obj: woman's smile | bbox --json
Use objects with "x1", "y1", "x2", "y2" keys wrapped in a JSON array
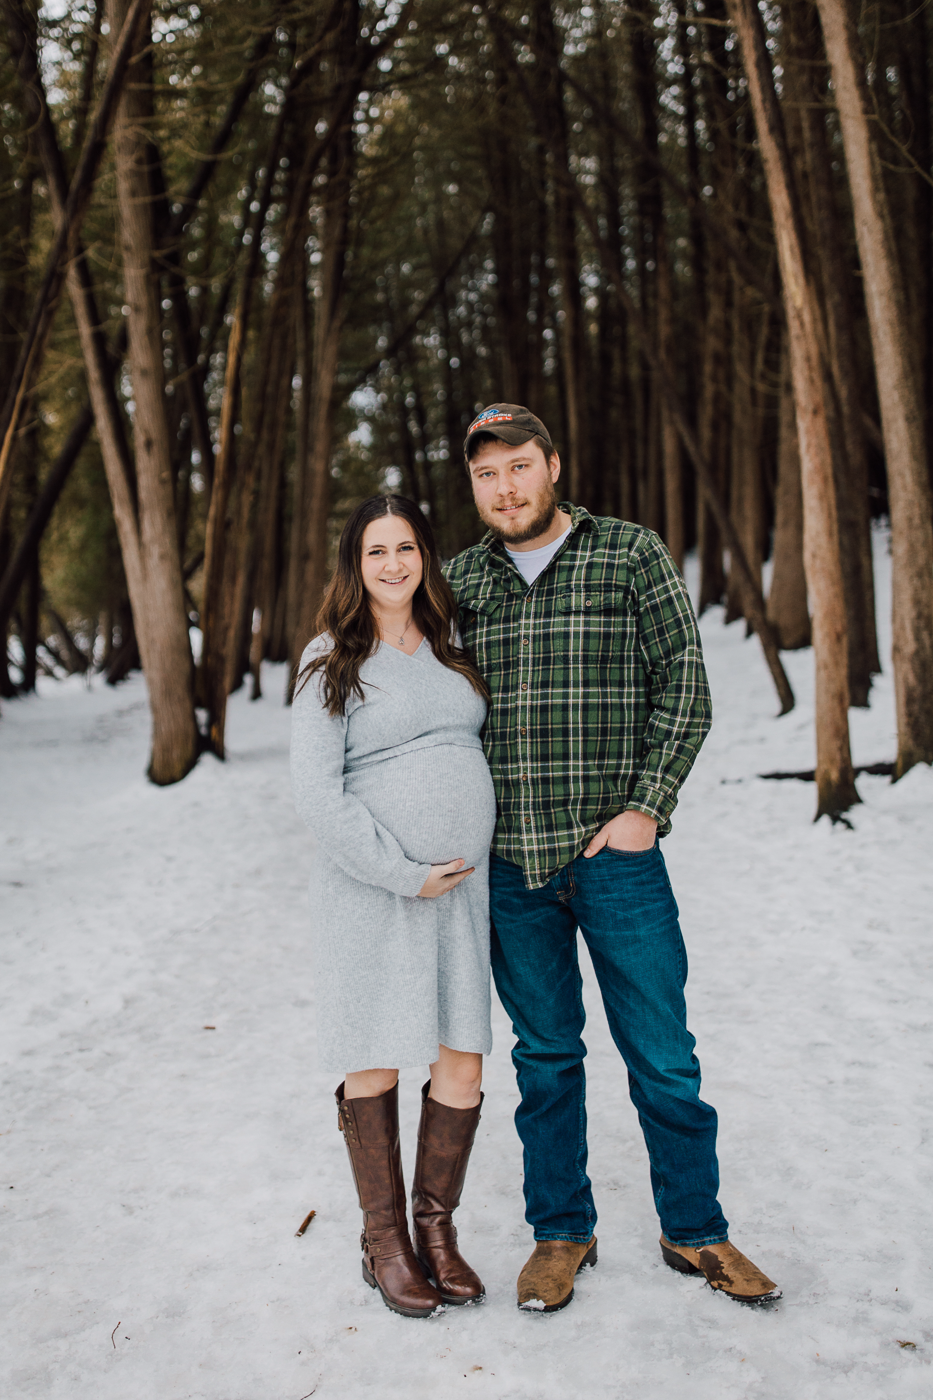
[{"x1": 360, "y1": 514, "x2": 424, "y2": 616}]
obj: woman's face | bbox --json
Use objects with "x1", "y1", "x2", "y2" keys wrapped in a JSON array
[{"x1": 360, "y1": 514, "x2": 424, "y2": 614}]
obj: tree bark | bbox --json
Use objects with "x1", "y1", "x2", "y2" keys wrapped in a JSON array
[
  {"x1": 768, "y1": 337, "x2": 811, "y2": 648},
  {"x1": 531, "y1": 0, "x2": 589, "y2": 506},
  {"x1": 725, "y1": 278, "x2": 764, "y2": 625},
  {"x1": 782, "y1": 0, "x2": 879, "y2": 702},
  {"x1": 108, "y1": 0, "x2": 198, "y2": 783},
  {"x1": 249, "y1": 283, "x2": 298, "y2": 698},
  {"x1": 815, "y1": 0, "x2": 933, "y2": 775},
  {"x1": 696, "y1": 0, "x2": 734, "y2": 611},
  {"x1": 286, "y1": 270, "x2": 312, "y2": 660},
  {"x1": 657, "y1": 219, "x2": 684, "y2": 569},
  {"x1": 727, "y1": 0, "x2": 857, "y2": 817},
  {"x1": 292, "y1": 3, "x2": 361, "y2": 668}
]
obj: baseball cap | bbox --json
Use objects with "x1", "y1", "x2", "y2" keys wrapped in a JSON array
[{"x1": 463, "y1": 403, "x2": 553, "y2": 459}]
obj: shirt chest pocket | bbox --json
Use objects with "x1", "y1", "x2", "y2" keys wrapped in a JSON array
[
  {"x1": 458, "y1": 595, "x2": 503, "y2": 675},
  {"x1": 554, "y1": 588, "x2": 627, "y2": 658}
]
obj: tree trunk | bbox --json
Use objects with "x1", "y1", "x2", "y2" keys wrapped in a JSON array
[
  {"x1": 782, "y1": 0, "x2": 879, "y2": 702},
  {"x1": 895, "y1": 2, "x2": 932, "y2": 495},
  {"x1": 725, "y1": 278, "x2": 763, "y2": 625},
  {"x1": 768, "y1": 337, "x2": 811, "y2": 648},
  {"x1": 815, "y1": 0, "x2": 933, "y2": 776},
  {"x1": 532, "y1": 0, "x2": 589, "y2": 506},
  {"x1": 696, "y1": 0, "x2": 734, "y2": 611},
  {"x1": 13, "y1": 420, "x2": 41, "y2": 692},
  {"x1": 286, "y1": 271, "x2": 312, "y2": 660},
  {"x1": 109, "y1": 0, "x2": 198, "y2": 783},
  {"x1": 657, "y1": 220, "x2": 684, "y2": 569},
  {"x1": 727, "y1": 0, "x2": 857, "y2": 818},
  {"x1": 696, "y1": 242, "x2": 730, "y2": 611},
  {"x1": 250, "y1": 302, "x2": 296, "y2": 698},
  {"x1": 292, "y1": 5, "x2": 360, "y2": 667}
]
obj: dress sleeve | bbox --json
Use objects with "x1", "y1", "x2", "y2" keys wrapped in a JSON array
[{"x1": 290, "y1": 642, "x2": 432, "y2": 897}]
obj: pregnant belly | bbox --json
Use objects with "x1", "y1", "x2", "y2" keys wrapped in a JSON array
[{"x1": 345, "y1": 745, "x2": 497, "y2": 867}]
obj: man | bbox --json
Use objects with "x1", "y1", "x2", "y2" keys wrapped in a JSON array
[{"x1": 444, "y1": 404, "x2": 779, "y2": 1311}]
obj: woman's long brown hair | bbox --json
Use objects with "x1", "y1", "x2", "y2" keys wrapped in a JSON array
[{"x1": 294, "y1": 494, "x2": 489, "y2": 716}]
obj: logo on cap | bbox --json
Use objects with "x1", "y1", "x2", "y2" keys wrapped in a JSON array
[{"x1": 468, "y1": 409, "x2": 514, "y2": 434}]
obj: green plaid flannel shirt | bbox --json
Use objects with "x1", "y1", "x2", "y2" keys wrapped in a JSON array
[{"x1": 444, "y1": 503, "x2": 712, "y2": 889}]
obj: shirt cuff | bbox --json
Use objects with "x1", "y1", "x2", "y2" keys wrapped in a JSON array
[{"x1": 626, "y1": 782, "x2": 677, "y2": 830}]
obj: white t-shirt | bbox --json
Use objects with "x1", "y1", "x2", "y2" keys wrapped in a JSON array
[{"x1": 505, "y1": 524, "x2": 572, "y2": 586}]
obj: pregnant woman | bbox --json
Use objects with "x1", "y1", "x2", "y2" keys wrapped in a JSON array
[{"x1": 291, "y1": 495, "x2": 496, "y2": 1318}]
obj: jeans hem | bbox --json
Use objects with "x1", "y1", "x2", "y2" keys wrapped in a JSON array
[
  {"x1": 532, "y1": 1231, "x2": 594, "y2": 1244},
  {"x1": 664, "y1": 1231, "x2": 729, "y2": 1249}
]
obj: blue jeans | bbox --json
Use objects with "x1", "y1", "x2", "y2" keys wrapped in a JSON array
[{"x1": 489, "y1": 845, "x2": 728, "y2": 1247}]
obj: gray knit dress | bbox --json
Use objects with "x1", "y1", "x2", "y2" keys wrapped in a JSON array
[{"x1": 290, "y1": 636, "x2": 496, "y2": 1073}]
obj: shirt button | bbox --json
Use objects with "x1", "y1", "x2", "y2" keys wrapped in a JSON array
[
  {"x1": 521, "y1": 682, "x2": 528, "y2": 691},
  {"x1": 520, "y1": 774, "x2": 526, "y2": 781},
  {"x1": 524, "y1": 817, "x2": 531, "y2": 825},
  {"x1": 522, "y1": 638, "x2": 529, "y2": 646},
  {"x1": 520, "y1": 727, "x2": 527, "y2": 735},
  {"x1": 585, "y1": 598, "x2": 592, "y2": 607}
]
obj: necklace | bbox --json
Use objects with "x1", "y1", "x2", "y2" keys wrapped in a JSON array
[{"x1": 380, "y1": 614, "x2": 414, "y2": 648}]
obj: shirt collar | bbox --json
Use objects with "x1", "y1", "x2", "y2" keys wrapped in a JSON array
[{"x1": 479, "y1": 501, "x2": 598, "y2": 561}]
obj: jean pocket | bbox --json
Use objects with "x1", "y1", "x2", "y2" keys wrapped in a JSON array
[{"x1": 604, "y1": 841, "x2": 657, "y2": 858}]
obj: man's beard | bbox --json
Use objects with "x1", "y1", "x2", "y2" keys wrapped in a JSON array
[{"x1": 482, "y1": 477, "x2": 558, "y2": 545}]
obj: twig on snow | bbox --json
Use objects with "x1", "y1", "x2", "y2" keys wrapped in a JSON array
[{"x1": 295, "y1": 1209, "x2": 316, "y2": 1237}]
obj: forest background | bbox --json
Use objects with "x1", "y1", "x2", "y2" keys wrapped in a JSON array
[{"x1": 1, "y1": 0, "x2": 932, "y2": 816}]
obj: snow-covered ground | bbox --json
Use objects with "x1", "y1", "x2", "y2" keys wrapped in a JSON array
[{"x1": 1, "y1": 532, "x2": 931, "y2": 1400}]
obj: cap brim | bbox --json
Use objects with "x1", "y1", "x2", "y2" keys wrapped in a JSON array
[{"x1": 465, "y1": 425, "x2": 542, "y2": 450}]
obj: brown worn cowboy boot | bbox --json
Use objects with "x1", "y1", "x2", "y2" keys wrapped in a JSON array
[
  {"x1": 335, "y1": 1082, "x2": 444, "y2": 1318},
  {"x1": 660, "y1": 1236, "x2": 781, "y2": 1304},
  {"x1": 516, "y1": 1237, "x2": 598, "y2": 1312},
  {"x1": 411, "y1": 1081, "x2": 485, "y2": 1305}
]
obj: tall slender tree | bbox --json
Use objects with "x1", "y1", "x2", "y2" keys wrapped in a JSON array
[
  {"x1": 107, "y1": 0, "x2": 198, "y2": 783},
  {"x1": 727, "y1": 0, "x2": 858, "y2": 818},
  {"x1": 815, "y1": 0, "x2": 933, "y2": 776}
]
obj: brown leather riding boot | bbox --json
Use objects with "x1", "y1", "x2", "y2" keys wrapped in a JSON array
[
  {"x1": 335, "y1": 1082, "x2": 444, "y2": 1318},
  {"x1": 410, "y1": 1081, "x2": 485, "y2": 1305}
]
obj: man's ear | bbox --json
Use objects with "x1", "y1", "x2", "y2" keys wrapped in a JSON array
[{"x1": 549, "y1": 451, "x2": 561, "y2": 483}]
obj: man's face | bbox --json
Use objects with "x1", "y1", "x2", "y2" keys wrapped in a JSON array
[{"x1": 468, "y1": 438, "x2": 561, "y2": 545}]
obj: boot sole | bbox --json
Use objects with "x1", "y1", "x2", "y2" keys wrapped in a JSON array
[
  {"x1": 361, "y1": 1258, "x2": 445, "y2": 1318},
  {"x1": 660, "y1": 1242, "x2": 782, "y2": 1305},
  {"x1": 518, "y1": 1239, "x2": 598, "y2": 1313},
  {"x1": 424, "y1": 1280, "x2": 485, "y2": 1307}
]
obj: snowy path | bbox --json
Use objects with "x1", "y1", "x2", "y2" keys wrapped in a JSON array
[{"x1": 1, "y1": 540, "x2": 931, "y2": 1399}]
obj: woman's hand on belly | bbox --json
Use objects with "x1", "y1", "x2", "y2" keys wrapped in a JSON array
[{"x1": 418, "y1": 858, "x2": 475, "y2": 898}]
